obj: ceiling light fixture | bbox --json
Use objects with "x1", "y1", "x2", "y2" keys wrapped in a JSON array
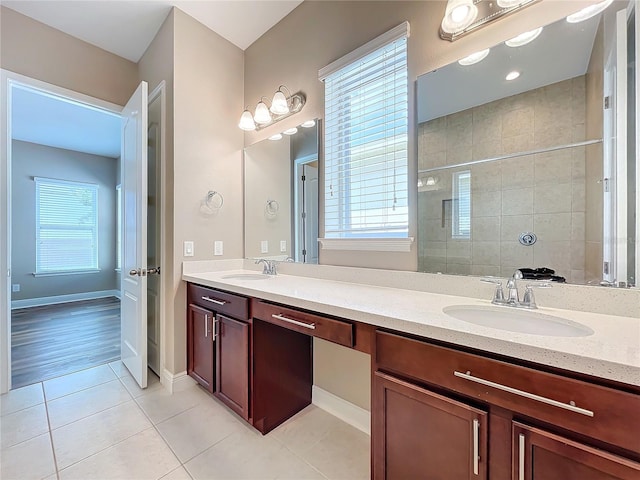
[
  {"x1": 496, "y1": 0, "x2": 524, "y2": 7},
  {"x1": 505, "y1": 27, "x2": 543, "y2": 47},
  {"x1": 566, "y1": 0, "x2": 613, "y2": 23},
  {"x1": 458, "y1": 48, "x2": 491, "y2": 66},
  {"x1": 506, "y1": 71, "x2": 521, "y2": 81},
  {"x1": 238, "y1": 85, "x2": 306, "y2": 131},
  {"x1": 441, "y1": 0, "x2": 478, "y2": 34}
]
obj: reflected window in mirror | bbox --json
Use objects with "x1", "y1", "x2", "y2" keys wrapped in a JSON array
[{"x1": 417, "y1": 0, "x2": 637, "y2": 287}]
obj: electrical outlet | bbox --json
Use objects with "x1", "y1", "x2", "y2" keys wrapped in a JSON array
[
  {"x1": 260, "y1": 240, "x2": 268, "y2": 254},
  {"x1": 280, "y1": 240, "x2": 287, "y2": 253},
  {"x1": 12, "y1": 284, "x2": 20, "y2": 293},
  {"x1": 214, "y1": 241, "x2": 223, "y2": 256},
  {"x1": 184, "y1": 241, "x2": 194, "y2": 257}
]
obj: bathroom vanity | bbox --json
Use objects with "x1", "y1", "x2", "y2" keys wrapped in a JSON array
[{"x1": 183, "y1": 264, "x2": 640, "y2": 479}]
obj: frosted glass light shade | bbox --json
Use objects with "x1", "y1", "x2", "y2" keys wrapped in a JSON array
[
  {"x1": 566, "y1": 0, "x2": 613, "y2": 23},
  {"x1": 441, "y1": 0, "x2": 478, "y2": 34},
  {"x1": 270, "y1": 90, "x2": 289, "y2": 115},
  {"x1": 238, "y1": 110, "x2": 256, "y2": 131},
  {"x1": 254, "y1": 101, "x2": 272, "y2": 124},
  {"x1": 458, "y1": 49, "x2": 490, "y2": 66},
  {"x1": 269, "y1": 134, "x2": 283, "y2": 141},
  {"x1": 505, "y1": 27, "x2": 543, "y2": 47},
  {"x1": 283, "y1": 127, "x2": 298, "y2": 135},
  {"x1": 301, "y1": 120, "x2": 316, "y2": 128},
  {"x1": 497, "y1": 0, "x2": 524, "y2": 7}
]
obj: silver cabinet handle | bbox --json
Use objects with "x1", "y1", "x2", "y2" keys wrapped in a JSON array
[
  {"x1": 271, "y1": 314, "x2": 316, "y2": 330},
  {"x1": 454, "y1": 371, "x2": 594, "y2": 417},
  {"x1": 472, "y1": 419, "x2": 479, "y2": 476},
  {"x1": 518, "y1": 433, "x2": 525, "y2": 480},
  {"x1": 204, "y1": 314, "x2": 208, "y2": 337},
  {"x1": 201, "y1": 296, "x2": 226, "y2": 306}
]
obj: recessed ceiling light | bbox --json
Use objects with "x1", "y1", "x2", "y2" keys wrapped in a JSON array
[
  {"x1": 505, "y1": 27, "x2": 543, "y2": 47},
  {"x1": 458, "y1": 48, "x2": 490, "y2": 66},
  {"x1": 283, "y1": 127, "x2": 298, "y2": 135},
  {"x1": 268, "y1": 134, "x2": 282, "y2": 141},
  {"x1": 506, "y1": 71, "x2": 521, "y2": 81},
  {"x1": 300, "y1": 120, "x2": 316, "y2": 128},
  {"x1": 566, "y1": 0, "x2": 613, "y2": 23}
]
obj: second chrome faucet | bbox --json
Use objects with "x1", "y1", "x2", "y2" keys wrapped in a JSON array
[{"x1": 482, "y1": 270, "x2": 551, "y2": 309}]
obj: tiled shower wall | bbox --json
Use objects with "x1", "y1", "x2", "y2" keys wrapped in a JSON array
[{"x1": 417, "y1": 76, "x2": 596, "y2": 284}]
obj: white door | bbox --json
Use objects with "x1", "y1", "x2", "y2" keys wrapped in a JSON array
[{"x1": 121, "y1": 81, "x2": 148, "y2": 388}]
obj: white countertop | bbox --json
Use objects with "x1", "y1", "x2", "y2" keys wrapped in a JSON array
[{"x1": 182, "y1": 268, "x2": 640, "y2": 387}]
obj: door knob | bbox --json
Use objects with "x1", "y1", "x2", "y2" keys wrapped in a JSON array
[
  {"x1": 129, "y1": 268, "x2": 141, "y2": 276},
  {"x1": 147, "y1": 267, "x2": 161, "y2": 275}
]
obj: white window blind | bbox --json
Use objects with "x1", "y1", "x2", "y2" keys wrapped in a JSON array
[
  {"x1": 321, "y1": 23, "x2": 409, "y2": 239},
  {"x1": 35, "y1": 177, "x2": 99, "y2": 274},
  {"x1": 452, "y1": 170, "x2": 471, "y2": 238}
]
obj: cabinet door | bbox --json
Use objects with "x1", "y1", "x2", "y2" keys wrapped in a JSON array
[
  {"x1": 513, "y1": 422, "x2": 640, "y2": 480},
  {"x1": 187, "y1": 304, "x2": 214, "y2": 392},
  {"x1": 373, "y1": 371, "x2": 488, "y2": 480},
  {"x1": 216, "y1": 314, "x2": 250, "y2": 420}
]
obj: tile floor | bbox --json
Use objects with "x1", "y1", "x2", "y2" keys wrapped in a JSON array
[{"x1": 0, "y1": 363, "x2": 370, "y2": 480}]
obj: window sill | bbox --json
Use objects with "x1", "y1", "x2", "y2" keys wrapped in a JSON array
[
  {"x1": 33, "y1": 269, "x2": 101, "y2": 277},
  {"x1": 318, "y1": 237, "x2": 414, "y2": 252}
]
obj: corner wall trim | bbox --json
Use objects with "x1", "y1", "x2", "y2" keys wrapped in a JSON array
[
  {"x1": 312, "y1": 385, "x2": 371, "y2": 435},
  {"x1": 11, "y1": 289, "x2": 120, "y2": 309},
  {"x1": 161, "y1": 369, "x2": 196, "y2": 394}
]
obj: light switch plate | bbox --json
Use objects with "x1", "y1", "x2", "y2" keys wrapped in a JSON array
[
  {"x1": 214, "y1": 241, "x2": 223, "y2": 256},
  {"x1": 261, "y1": 240, "x2": 268, "y2": 253},
  {"x1": 184, "y1": 241, "x2": 194, "y2": 257},
  {"x1": 280, "y1": 240, "x2": 286, "y2": 252}
]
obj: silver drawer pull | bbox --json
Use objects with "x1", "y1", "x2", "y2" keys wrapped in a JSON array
[
  {"x1": 454, "y1": 371, "x2": 594, "y2": 417},
  {"x1": 472, "y1": 419, "x2": 479, "y2": 475},
  {"x1": 204, "y1": 314, "x2": 208, "y2": 338},
  {"x1": 201, "y1": 296, "x2": 226, "y2": 306},
  {"x1": 518, "y1": 433, "x2": 525, "y2": 480},
  {"x1": 271, "y1": 314, "x2": 316, "y2": 330}
]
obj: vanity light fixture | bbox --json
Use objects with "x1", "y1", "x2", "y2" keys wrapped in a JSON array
[
  {"x1": 505, "y1": 27, "x2": 543, "y2": 47},
  {"x1": 506, "y1": 70, "x2": 521, "y2": 81},
  {"x1": 238, "y1": 85, "x2": 306, "y2": 131},
  {"x1": 283, "y1": 127, "x2": 298, "y2": 135},
  {"x1": 566, "y1": 0, "x2": 614, "y2": 23},
  {"x1": 458, "y1": 48, "x2": 491, "y2": 66},
  {"x1": 496, "y1": 0, "x2": 525, "y2": 7},
  {"x1": 441, "y1": 0, "x2": 478, "y2": 35},
  {"x1": 269, "y1": 133, "x2": 283, "y2": 141},
  {"x1": 301, "y1": 119, "x2": 316, "y2": 128}
]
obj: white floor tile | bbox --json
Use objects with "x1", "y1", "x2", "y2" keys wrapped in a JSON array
[
  {"x1": 135, "y1": 384, "x2": 212, "y2": 424},
  {"x1": 0, "y1": 433, "x2": 56, "y2": 480},
  {"x1": 1, "y1": 382, "x2": 44, "y2": 416},
  {"x1": 43, "y1": 364, "x2": 117, "y2": 401},
  {"x1": 156, "y1": 398, "x2": 244, "y2": 462},
  {"x1": 51, "y1": 400, "x2": 153, "y2": 469},
  {"x1": 47, "y1": 379, "x2": 132, "y2": 429},
  {"x1": 107, "y1": 360, "x2": 129, "y2": 378},
  {"x1": 160, "y1": 466, "x2": 193, "y2": 480},
  {"x1": 0, "y1": 402, "x2": 49, "y2": 448},
  {"x1": 119, "y1": 370, "x2": 163, "y2": 398},
  {"x1": 58, "y1": 427, "x2": 180, "y2": 480}
]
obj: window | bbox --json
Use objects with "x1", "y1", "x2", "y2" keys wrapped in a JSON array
[
  {"x1": 321, "y1": 23, "x2": 409, "y2": 239},
  {"x1": 452, "y1": 171, "x2": 471, "y2": 239},
  {"x1": 35, "y1": 177, "x2": 98, "y2": 274}
]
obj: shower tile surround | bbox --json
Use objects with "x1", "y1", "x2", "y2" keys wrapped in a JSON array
[{"x1": 418, "y1": 76, "x2": 595, "y2": 283}]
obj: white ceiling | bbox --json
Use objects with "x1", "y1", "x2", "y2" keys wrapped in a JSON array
[{"x1": 2, "y1": 0, "x2": 303, "y2": 61}]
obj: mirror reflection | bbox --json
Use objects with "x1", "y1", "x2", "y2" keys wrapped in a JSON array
[
  {"x1": 417, "y1": 1, "x2": 637, "y2": 287},
  {"x1": 244, "y1": 121, "x2": 319, "y2": 263}
]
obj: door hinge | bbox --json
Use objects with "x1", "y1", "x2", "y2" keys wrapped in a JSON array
[
  {"x1": 302, "y1": 249, "x2": 307, "y2": 256},
  {"x1": 603, "y1": 261, "x2": 610, "y2": 275},
  {"x1": 603, "y1": 178, "x2": 610, "y2": 192},
  {"x1": 301, "y1": 175, "x2": 306, "y2": 181},
  {"x1": 604, "y1": 96, "x2": 610, "y2": 109},
  {"x1": 302, "y1": 212, "x2": 306, "y2": 219}
]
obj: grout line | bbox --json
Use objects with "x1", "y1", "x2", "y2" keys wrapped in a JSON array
[{"x1": 41, "y1": 382, "x2": 61, "y2": 479}]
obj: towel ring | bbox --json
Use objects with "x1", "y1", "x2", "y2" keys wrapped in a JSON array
[
  {"x1": 206, "y1": 190, "x2": 224, "y2": 210},
  {"x1": 265, "y1": 199, "x2": 279, "y2": 216}
]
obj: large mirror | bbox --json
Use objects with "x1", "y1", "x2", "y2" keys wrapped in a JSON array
[
  {"x1": 244, "y1": 121, "x2": 320, "y2": 263},
  {"x1": 417, "y1": 1, "x2": 637, "y2": 287}
]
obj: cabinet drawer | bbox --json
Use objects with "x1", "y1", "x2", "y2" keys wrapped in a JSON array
[
  {"x1": 188, "y1": 283, "x2": 249, "y2": 320},
  {"x1": 376, "y1": 331, "x2": 640, "y2": 454},
  {"x1": 252, "y1": 299, "x2": 353, "y2": 348}
]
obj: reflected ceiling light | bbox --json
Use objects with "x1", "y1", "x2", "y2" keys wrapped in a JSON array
[
  {"x1": 301, "y1": 119, "x2": 316, "y2": 128},
  {"x1": 283, "y1": 127, "x2": 298, "y2": 135},
  {"x1": 238, "y1": 108, "x2": 256, "y2": 131},
  {"x1": 506, "y1": 71, "x2": 521, "y2": 81},
  {"x1": 440, "y1": 0, "x2": 478, "y2": 34},
  {"x1": 505, "y1": 27, "x2": 543, "y2": 47},
  {"x1": 458, "y1": 48, "x2": 490, "y2": 66},
  {"x1": 566, "y1": 0, "x2": 613, "y2": 23},
  {"x1": 269, "y1": 133, "x2": 283, "y2": 141},
  {"x1": 238, "y1": 85, "x2": 306, "y2": 131},
  {"x1": 497, "y1": 0, "x2": 524, "y2": 6}
]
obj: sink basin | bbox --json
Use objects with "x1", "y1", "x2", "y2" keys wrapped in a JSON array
[
  {"x1": 221, "y1": 273, "x2": 270, "y2": 281},
  {"x1": 443, "y1": 305, "x2": 594, "y2": 337}
]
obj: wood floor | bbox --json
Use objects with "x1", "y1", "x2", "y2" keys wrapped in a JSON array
[{"x1": 11, "y1": 297, "x2": 121, "y2": 388}]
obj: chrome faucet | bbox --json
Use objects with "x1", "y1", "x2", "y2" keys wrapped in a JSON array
[
  {"x1": 481, "y1": 270, "x2": 551, "y2": 309},
  {"x1": 255, "y1": 258, "x2": 278, "y2": 275},
  {"x1": 505, "y1": 269, "x2": 524, "y2": 304}
]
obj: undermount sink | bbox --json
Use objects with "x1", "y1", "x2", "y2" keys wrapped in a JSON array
[
  {"x1": 221, "y1": 273, "x2": 270, "y2": 281},
  {"x1": 443, "y1": 305, "x2": 594, "y2": 337}
]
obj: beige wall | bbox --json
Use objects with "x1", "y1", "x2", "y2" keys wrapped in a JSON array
[
  {"x1": 0, "y1": 6, "x2": 138, "y2": 106},
  {"x1": 418, "y1": 77, "x2": 588, "y2": 284}
]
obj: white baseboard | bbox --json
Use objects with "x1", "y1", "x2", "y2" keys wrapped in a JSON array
[
  {"x1": 312, "y1": 385, "x2": 371, "y2": 435},
  {"x1": 11, "y1": 289, "x2": 120, "y2": 309},
  {"x1": 161, "y1": 369, "x2": 196, "y2": 394}
]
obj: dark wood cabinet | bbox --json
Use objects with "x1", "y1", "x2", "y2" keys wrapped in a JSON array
[
  {"x1": 513, "y1": 422, "x2": 640, "y2": 480},
  {"x1": 373, "y1": 371, "x2": 488, "y2": 479},
  {"x1": 215, "y1": 314, "x2": 250, "y2": 420},
  {"x1": 186, "y1": 304, "x2": 214, "y2": 392}
]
